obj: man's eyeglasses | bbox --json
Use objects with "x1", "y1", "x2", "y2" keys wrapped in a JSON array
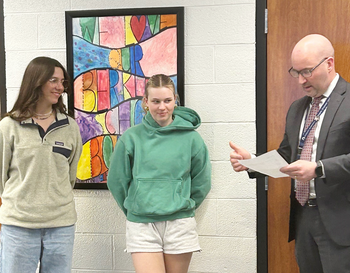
[
  {"x1": 288, "y1": 57, "x2": 329, "y2": 78},
  {"x1": 48, "y1": 77, "x2": 69, "y2": 90}
]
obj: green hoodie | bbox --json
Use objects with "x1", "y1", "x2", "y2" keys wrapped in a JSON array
[{"x1": 107, "y1": 106, "x2": 211, "y2": 223}]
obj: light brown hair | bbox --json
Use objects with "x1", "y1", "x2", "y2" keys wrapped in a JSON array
[
  {"x1": 6, "y1": 56, "x2": 71, "y2": 121},
  {"x1": 142, "y1": 74, "x2": 179, "y2": 112}
]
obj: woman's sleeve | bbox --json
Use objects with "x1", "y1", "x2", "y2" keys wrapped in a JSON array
[
  {"x1": 69, "y1": 123, "x2": 83, "y2": 188},
  {"x1": 190, "y1": 140, "x2": 211, "y2": 209},
  {"x1": 107, "y1": 139, "x2": 132, "y2": 216},
  {"x1": 0, "y1": 128, "x2": 12, "y2": 196}
]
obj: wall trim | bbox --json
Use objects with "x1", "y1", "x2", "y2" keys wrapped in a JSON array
[{"x1": 256, "y1": 0, "x2": 268, "y2": 272}]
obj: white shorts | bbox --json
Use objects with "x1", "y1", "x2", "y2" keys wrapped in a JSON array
[{"x1": 125, "y1": 217, "x2": 201, "y2": 254}]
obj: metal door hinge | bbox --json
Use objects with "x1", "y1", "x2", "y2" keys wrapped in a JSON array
[{"x1": 265, "y1": 176, "x2": 268, "y2": 190}]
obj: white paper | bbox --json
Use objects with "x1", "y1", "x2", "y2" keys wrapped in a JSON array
[{"x1": 238, "y1": 150, "x2": 289, "y2": 178}]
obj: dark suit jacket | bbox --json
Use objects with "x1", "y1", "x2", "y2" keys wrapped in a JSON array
[{"x1": 276, "y1": 76, "x2": 350, "y2": 246}]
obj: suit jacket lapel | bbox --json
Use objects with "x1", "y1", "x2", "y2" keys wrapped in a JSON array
[{"x1": 317, "y1": 77, "x2": 347, "y2": 160}]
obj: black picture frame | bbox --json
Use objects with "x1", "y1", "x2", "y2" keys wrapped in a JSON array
[
  {"x1": 0, "y1": 0, "x2": 6, "y2": 116},
  {"x1": 66, "y1": 7, "x2": 184, "y2": 189}
]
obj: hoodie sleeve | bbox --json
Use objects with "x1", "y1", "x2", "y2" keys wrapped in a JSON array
[
  {"x1": 190, "y1": 141, "x2": 211, "y2": 209},
  {"x1": 107, "y1": 138, "x2": 132, "y2": 216}
]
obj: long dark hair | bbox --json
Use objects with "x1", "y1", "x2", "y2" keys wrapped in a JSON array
[{"x1": 6, "y1": 56, "x2": 72, "y2": 121}]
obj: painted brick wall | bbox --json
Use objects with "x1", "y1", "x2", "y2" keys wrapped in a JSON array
[{"x1": 3, "y1": 0, "x2": 257, "y2": 272}]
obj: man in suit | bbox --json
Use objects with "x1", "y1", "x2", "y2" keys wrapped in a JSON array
[{"x1": 230, "y1": 34, "x2": 350, "y2": 273}]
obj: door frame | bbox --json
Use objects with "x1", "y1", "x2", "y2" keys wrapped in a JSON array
[{"x1": 256, "y1": 0, "x2": 268, "y2": 272}]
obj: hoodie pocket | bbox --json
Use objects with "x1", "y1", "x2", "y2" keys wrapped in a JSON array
[{"x1": 130, "y1": 178, "x2": 192, "y2": 216}]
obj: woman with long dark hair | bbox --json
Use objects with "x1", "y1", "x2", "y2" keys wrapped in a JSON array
[{"x1": 0, "y1": 56, "x2": 82, "y2": 273}]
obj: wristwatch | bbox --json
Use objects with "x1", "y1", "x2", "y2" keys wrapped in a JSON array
[{"x1": 315, "y1": 160, "x2": 324, "y2": 178}]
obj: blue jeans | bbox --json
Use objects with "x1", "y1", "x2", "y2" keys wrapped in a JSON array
[{"x1": 0, "y1": 224, "x2": 75, "y2": 273}]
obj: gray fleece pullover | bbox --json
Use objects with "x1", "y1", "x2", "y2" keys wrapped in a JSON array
[{"x1": 0, "y1": 112, "x2": 82, "y2": 228}]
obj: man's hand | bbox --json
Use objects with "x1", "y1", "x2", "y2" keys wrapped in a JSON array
[
  {"x1": 280, "y1": 160, "x2": 317, "y2": 182},
  {"x1": 229, "y1": 141, "x2": 251, "y2": 172}
]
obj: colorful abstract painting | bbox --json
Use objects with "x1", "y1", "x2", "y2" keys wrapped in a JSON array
[{"x1": 66, "y1": 8, "x2": 184, "y2": 189}]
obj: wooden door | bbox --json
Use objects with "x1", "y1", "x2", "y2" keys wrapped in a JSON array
[{"x1": 266, "y1": 0, "x2": 350, "y2": 272}]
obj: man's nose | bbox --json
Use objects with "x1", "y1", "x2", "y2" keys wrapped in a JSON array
[{"x1": 298, "y1": 74, "x2": 307, "y2": 84}]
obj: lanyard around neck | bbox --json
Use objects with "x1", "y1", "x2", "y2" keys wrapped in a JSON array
[{"x1": 297, "y1": 96, "x2": 330, "y2": 159}]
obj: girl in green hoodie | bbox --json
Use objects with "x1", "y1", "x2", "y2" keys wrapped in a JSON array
[{"x1": 107, "y1": 74, "x2": 211, "y2": 273}]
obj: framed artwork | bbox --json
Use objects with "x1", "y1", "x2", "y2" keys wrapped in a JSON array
[
  {"x1": 66, "y1": 7, "x2": 184, "y2": 189},
  {"x1": 0, "y1": 0, "x2": 6, "y2": 116}
]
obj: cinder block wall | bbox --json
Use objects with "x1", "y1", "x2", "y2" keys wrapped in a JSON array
[{"x1": 3, "y1": 0, "x2": 257, "y2": 272}]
